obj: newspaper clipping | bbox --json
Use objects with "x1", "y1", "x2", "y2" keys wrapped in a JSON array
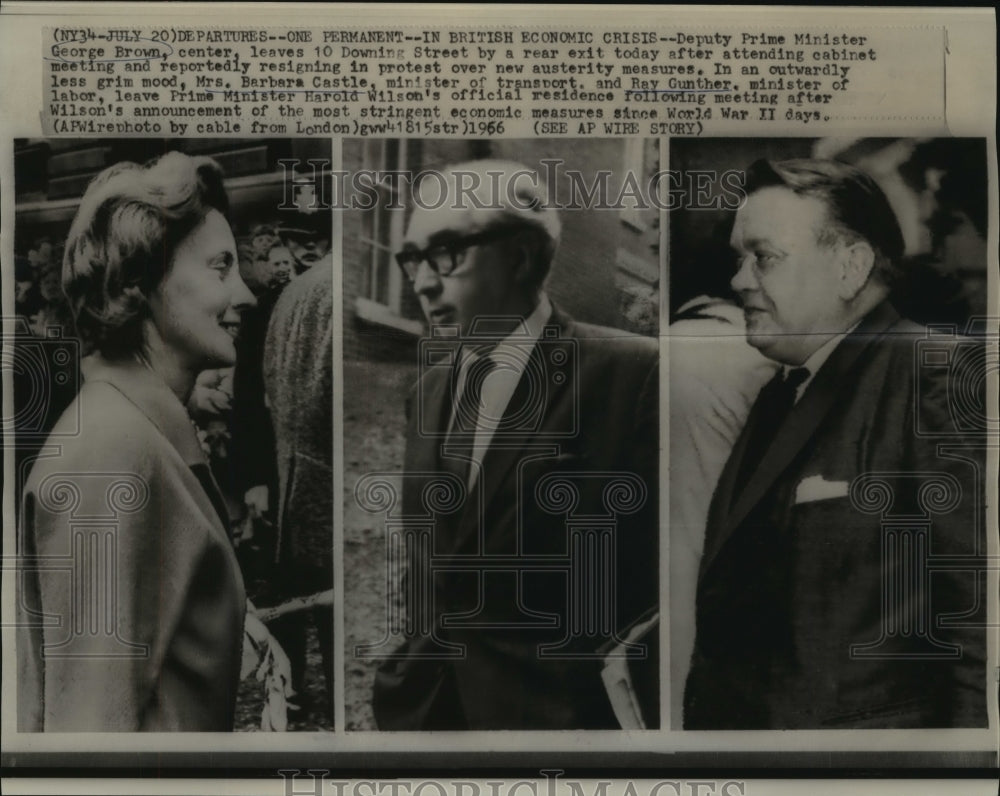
[{"x1": 0, "y1": 2, "x2": 997, "y2": 795}]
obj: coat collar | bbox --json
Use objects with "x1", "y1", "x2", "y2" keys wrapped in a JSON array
[
  {"x1": 450, "y1": 304, "x2": 575, "y2": 551},
  {"x1": 411, "y1": 299, "x2": 575, "y2": 452},
  {"x1": 701, "y1": 300, "x2": 903, "y2": 574},
  {"x1": 82, "y1": 355, "x2": 208, "y2": 468},
  {"x1": 406, "y1": 304, "x2": 577, "y2": 554}
]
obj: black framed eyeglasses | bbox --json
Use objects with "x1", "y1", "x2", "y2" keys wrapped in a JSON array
[{"x1": 394, "y1": 225, "x2": 527, "y2": 282}]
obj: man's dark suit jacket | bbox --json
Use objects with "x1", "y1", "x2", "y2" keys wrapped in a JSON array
[
  {"x1": 373, "y1": 307, "x2": 659, "y2": 730},
  {"x1": 684, "y1": 301, "x2": 987, "y2": 729}
]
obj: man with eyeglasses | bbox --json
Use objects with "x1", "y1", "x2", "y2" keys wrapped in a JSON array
[{"x1": 372, "y1": 160, "x2": 659, "y2": 730}]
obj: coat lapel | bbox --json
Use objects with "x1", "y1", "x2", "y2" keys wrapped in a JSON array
[
  {"x1": 448, "y1": 308, "x2": 576, "y2": 554},
  {"x1": 83, "y1": 356, "x2": 234, "y2": 543},
  {"x1": 408, "y1": 368, "x2": 452, "y2": 476},
  {"x1": 700, "y1": 301, "x2": 902, "y2": 574},
  {"x1": 403, "y1": 366, "x2": 461, "y2": 557}
]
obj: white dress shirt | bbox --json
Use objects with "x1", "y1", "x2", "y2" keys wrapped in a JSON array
[{"x1": 788, "y1": 320, "x2": 861, "y2": 403}]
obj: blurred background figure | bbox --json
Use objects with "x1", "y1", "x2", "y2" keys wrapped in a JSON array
[
  {"x1": 262, "y1": 260, "x2": 335, "y2": 724},
  {"x1": 277, "y1": 217, "x2": 331, "y2": 274},
  {"x1": 227, "y1": 225, "x2": 297, "y2": 543},
  {"x1": 889, "y1": 138, "x2": 988, "y2": 327},
  {"x1": 14, "y1": 255, "x2": 37, "y2": 314},
  {"x1": 242, "y1": 224, "x2": 296, "y2": 294},
  {"x1": 667, "y1": 295, "x2": 777, "y2": 728}
]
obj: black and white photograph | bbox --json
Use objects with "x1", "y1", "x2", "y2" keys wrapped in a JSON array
[
  {"x1": 342, "y1": 138, "x2": 662, "y2": 730},
  {"x1": 0, "y1": 2, "x2": 997, "y2": 789},
  {"x1": 11, "y1": 138, "x2": 334, "y2": 731},
  {"x1": 669, "y1": 137, "x2": 991, "y2": 730}
]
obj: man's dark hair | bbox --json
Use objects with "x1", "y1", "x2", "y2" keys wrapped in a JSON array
[{"x1": 743, "y1": 158, "x2": 906, "y2": 288}]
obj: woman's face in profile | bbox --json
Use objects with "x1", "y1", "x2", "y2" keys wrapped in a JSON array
[{"x1": 149, "y1": 209, "x2": 253, "y2": 372}]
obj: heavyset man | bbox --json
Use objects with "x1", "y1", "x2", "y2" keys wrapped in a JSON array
[{"x1": 684, "y1": 159, "x2": 987, "y2": 729}]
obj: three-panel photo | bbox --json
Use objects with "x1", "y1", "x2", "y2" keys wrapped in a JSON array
[{"x1": 8, "y1": 135, "x2": 993, "y2": 747}]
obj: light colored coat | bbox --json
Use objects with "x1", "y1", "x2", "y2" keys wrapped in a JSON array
[{"x1": 18, "y1": 357, "x2": 246, "y2": 731}]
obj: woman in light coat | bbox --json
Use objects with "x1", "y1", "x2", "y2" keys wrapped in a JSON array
[{"x1": 18, "y1": 152, "x2": 257, "y2": 731}]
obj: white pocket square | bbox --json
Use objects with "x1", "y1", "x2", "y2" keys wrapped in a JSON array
[{"x1": 795, "y1": 475, "x2": 850, "y2": 504}]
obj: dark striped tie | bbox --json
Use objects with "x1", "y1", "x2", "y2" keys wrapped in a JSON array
[
  {"x1": 440, "y1": 347, "x2": 496, "y2": 485},
  {"x1": 732, "y1": 366, "x2": 810, "y2": 504}
]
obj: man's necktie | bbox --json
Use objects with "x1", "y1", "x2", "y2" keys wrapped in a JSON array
[
  {"x1": 440, "y1": 347, "x2": 496, "y2": 486},
  {"x1": 731, "y1": 366, "x2": 810, "y2": 503}
]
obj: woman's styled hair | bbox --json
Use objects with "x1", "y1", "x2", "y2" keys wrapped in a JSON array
[{"x1": 63, "y1": 151, "x2": 229, "y2": 359}]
